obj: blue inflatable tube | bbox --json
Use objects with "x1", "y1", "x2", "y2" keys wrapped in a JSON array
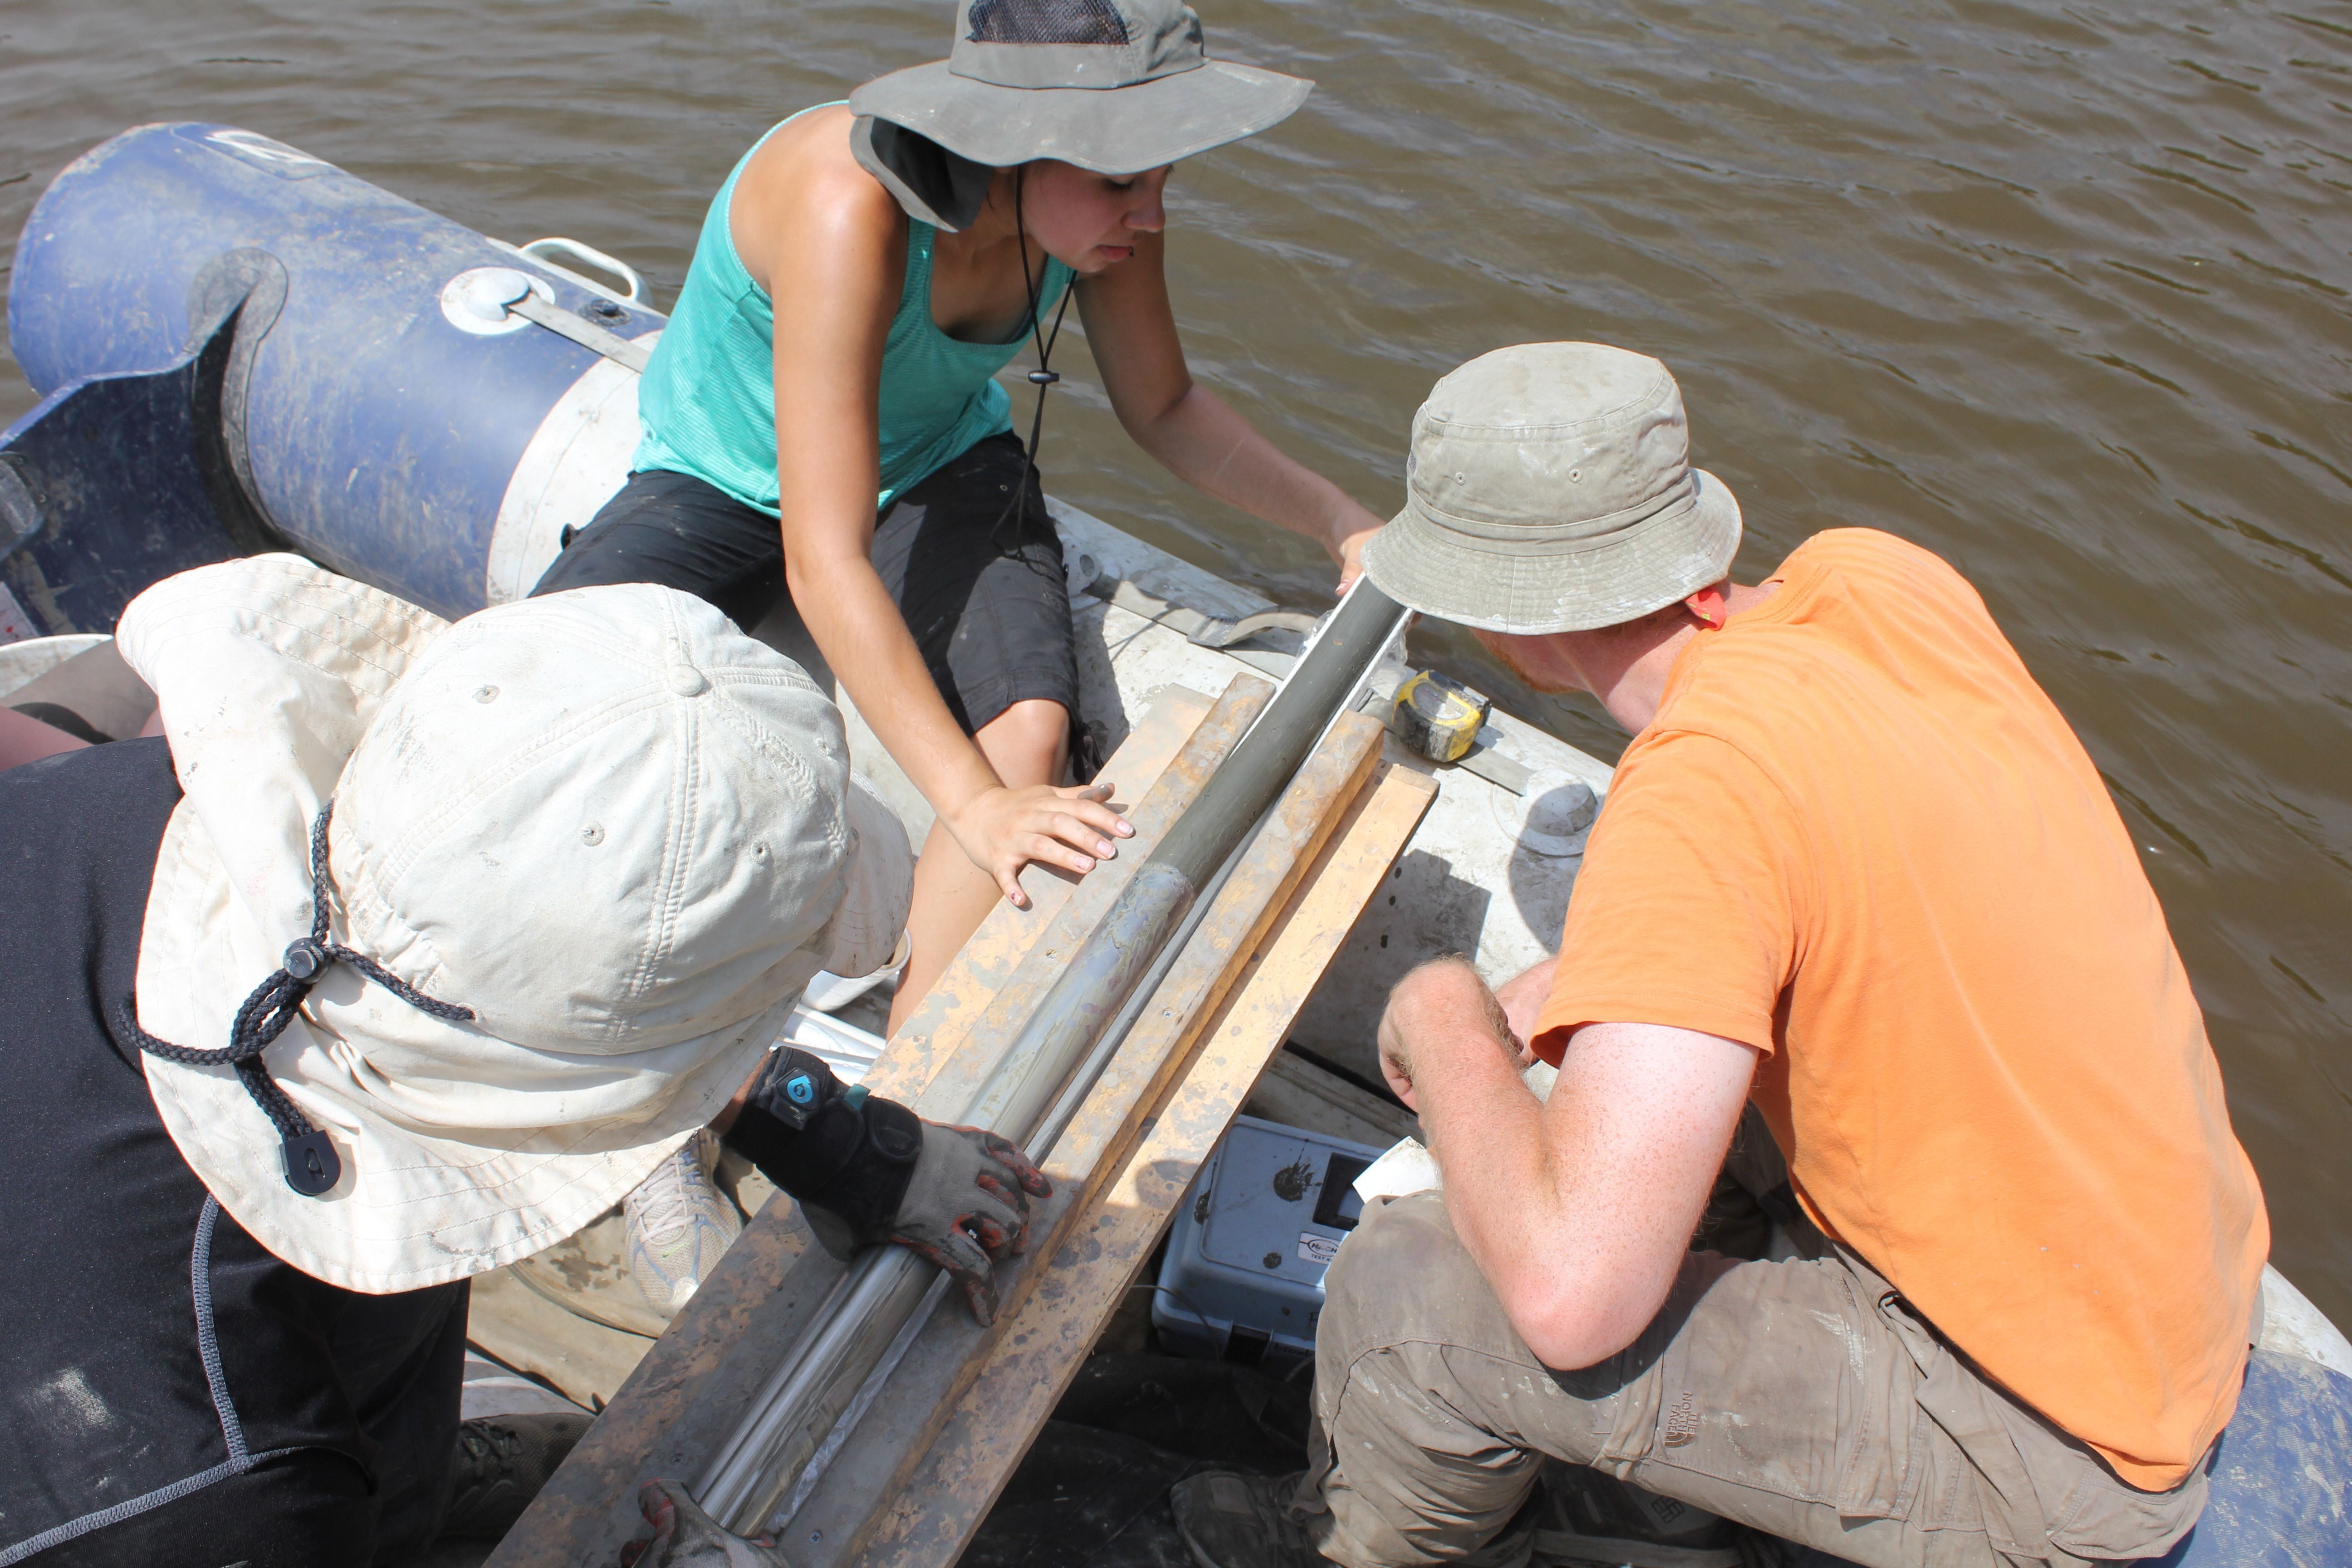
[
  {"x1": 5, "y1": 122, "x2": 660, "y2": 624},
  {"x1": 4, "y1": 114, "x2": 2352, "y2": 1568}
]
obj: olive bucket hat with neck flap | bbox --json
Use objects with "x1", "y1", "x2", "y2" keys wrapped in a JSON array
[
  {"x1": 848, "y1": 0, "x2": 1312, "y2": 230},
  {"x1": 1362, "y1": 343, "x2": 1744, "y2": 635}
]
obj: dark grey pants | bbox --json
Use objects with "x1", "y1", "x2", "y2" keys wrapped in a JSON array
[{"x1": 530, "y1": 432, "x2": 1079, "y2": 740}]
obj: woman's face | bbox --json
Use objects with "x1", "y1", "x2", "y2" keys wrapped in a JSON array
[{"x1": 1015, "y1": 161, "x2": 1171, "y2": 274}]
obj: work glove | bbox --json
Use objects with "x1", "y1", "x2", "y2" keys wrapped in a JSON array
[
  {"x1": 721, "y1": 1049, "x2": 1054, "y2": 1325},
  {"x1": 620, "y1": 1478, "x2": 788, "y2": 1568},
  {"x1": 814, "y1": 1119, "x2": 1053, "y2": 1325}
]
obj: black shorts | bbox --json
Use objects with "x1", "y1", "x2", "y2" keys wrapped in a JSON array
[
  {"x1": 0, "y1": 739, "x2": 467, "y2": 1567},
  {"x1": 530, "y1": 431, "x2": 1079, "y2": 739}
]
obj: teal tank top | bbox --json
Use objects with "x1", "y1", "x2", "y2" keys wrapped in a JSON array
[{"x1": 636, "y1": 107, "x2": 1075, "y2": 516}]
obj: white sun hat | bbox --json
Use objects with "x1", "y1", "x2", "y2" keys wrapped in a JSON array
[{"x1": 116, "y1": 556, "x2": 911, "y2": 1294}]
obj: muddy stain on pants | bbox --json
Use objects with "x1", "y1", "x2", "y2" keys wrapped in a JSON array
[{"x1": 1298, "y1": 1180, "x2": 2214, "y2": 1568}]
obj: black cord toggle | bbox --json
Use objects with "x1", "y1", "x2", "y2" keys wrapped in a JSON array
[
  {"x1": 120, "y1": 800, "x2": 475, "y2": 1198},
  {"x1": 986, "y1": 163, "x2": 1078, "y2": 548},
  {"x1": 284, "y1": 1130, "x2": 341, "y2": 1196}
]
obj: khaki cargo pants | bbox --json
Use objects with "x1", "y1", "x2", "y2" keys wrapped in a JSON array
[{"x1": 1298, "y1": 1122, "x2": 2211, "y2": 1567}]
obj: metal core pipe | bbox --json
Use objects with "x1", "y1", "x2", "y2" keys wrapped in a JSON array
[{"x1": 694, "y1": 579, "x2": 1408, "y2": 1533}]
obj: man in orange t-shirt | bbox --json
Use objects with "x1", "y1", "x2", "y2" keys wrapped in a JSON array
[{"x1": 1171, "y1": 344, "x2": 2267, "y2": 1568}]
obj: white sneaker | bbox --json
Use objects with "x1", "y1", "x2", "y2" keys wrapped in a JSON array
[{"x1": 624, "y1": 1129, "x2": 742, "y2": 1320}]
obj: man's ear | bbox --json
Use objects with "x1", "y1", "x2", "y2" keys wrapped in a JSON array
[{"x1": 1684, "y1": 582, "x2": 1730, "y2": 628}]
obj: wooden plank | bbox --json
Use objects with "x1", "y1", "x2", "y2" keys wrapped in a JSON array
[
  {"x1": 470, "y1": 686, "x2": 1221, "y2": 1448},
  {"x1": 853, "y1": 761, "x2": 1437, "y2": 1568},
  {"x1": 492, "y1": 681, "x2": 1256, "y2": 1568},
  {"x1": 869, "y1": 683, "x2": 1271, "y2": 1133},
  {"x1": 1244, "y1": 1050, "x2": 1419, "y2": 1149},
  {"x1": 883, "y1": 685, "x2": 1222, "y2": 1098},
  {"x1": 785, "y1": 710, "x2": 1391, "y2": 1568}
]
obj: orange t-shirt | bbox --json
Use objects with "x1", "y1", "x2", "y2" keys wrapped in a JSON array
[{"x1": 1533, "y1": 529, "x2": 2267, "y2": 1490}]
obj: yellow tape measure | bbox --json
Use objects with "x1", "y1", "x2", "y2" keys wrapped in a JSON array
[{"x1": 1388, "y1": 669, "x2": 1491, "y2": 764}]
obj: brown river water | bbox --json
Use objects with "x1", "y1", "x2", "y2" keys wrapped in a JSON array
[{"x1": 3, "y1": 0, "x2": 2347, "y2": 1324}]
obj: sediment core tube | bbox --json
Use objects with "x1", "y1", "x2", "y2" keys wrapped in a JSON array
[{"x1": 693, "y1": 579, "x2": 1408, "y2": 1534}]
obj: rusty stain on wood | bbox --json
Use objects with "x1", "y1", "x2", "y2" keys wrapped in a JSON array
[
  {"x1": 490, "y1": 683, "x2": 1248, "y2": 1568},
  {"x1": 794, "y1": 716, "x2": 1410, "y2": 1568},
  {"x1": 882, "y1": 686, "x2": 1226, "y2": 1101},
  {"x1": 850, "y1": 759, "x2": 1436, "y2": 1568},
  {"x1": 882, "y1": 677, "x2": 1269, "y2": 1119}
]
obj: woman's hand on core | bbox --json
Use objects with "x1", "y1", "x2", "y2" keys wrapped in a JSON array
[
  {"x1": 1328, "y1": 500, "x2": 1386, "y2": 594},
  {"x1": 946, "y1": 780, "x2": 1134, "y2": 908}
]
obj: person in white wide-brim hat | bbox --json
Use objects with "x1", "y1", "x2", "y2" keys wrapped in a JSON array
[{"x1": 0, "y1": 556, "x2": 1046, "y2": 1566}]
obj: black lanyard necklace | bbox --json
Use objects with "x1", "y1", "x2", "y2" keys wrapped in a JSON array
[{"x1": 991, "y1": 163, "x2": 1075, "y2": 542}]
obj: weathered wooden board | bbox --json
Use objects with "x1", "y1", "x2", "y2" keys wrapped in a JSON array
[
  {"x1": 849, "y1": 760, "x2": 1437, "y2": 1568},
  {"x1": 1244, "y1": 1049, "x2": 1419, "y2": 1150},
  {"x1": 882, "y1": 684, "x2": 1242, "y2": 1107},
  {"x1": 783, "y1": 710, "x2": 1392, "y2": 1568},
  {"x1": 492, "y1": 681, "x2": 1255, "y2": 1568}
]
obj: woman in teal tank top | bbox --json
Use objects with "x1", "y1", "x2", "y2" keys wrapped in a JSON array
[
  {"x1": 632, "y1": 100, "x2": 1079, "y2": 521},
  {"x1": 536, "y1": 0, "x2": 1385, "y2": 1031}
]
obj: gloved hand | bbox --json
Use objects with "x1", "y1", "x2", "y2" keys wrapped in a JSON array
[
  {"x1": 808, "y1": 1120, "x2": 1053, "y2": 1324},
  {"x1": 620, "y1": 1478, "x2": 788, "y2": 1568},
  {"x1": 720, "y1": 1049, "x2": 1054, "y2": 1324}
]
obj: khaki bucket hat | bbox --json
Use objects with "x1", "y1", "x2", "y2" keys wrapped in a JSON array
[
  {"x1": 849, "y1": 0, "x2": 1311, "y2": 209},
  {"x1": 1362, "y1": 343, "x2": 1743, "y2": 634},
  {"x1": 116, "y1": 557, "x2": 911, "y2": 1293}
]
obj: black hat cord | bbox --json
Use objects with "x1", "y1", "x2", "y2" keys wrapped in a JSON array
[
  {"x1": 119, "y1": 801, "x2": 475, "y2": 1198},
  {"x1": 991, "y1": 162, "x2": 1075, "y2": 544}
]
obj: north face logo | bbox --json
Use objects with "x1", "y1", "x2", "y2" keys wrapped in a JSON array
[{"x1": 1662, "y1": 1391, "x2": 1701, "y2": 1448}]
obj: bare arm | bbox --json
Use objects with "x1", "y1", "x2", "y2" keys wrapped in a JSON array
[
  {"x1": 1376, "y1": 959, "x2": 1758, "y2": 1370},
  {"x1": 1494, "y1": 954, "x2": 1557, "y2": 1063},
  {"x1": 1075, "y1": 234, "x2": 1387, "y2": 589},
  {"x1": 744, "y1": 124, "x2": 1130, "y2": 906}
]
